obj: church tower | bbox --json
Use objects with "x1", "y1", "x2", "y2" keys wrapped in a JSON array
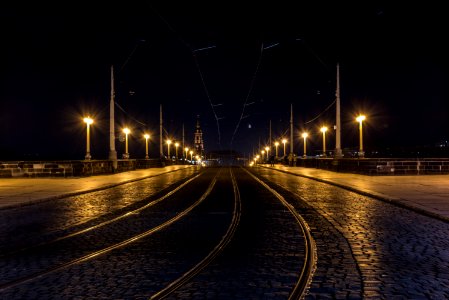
[{"x1": 194, "y1": 115, "x2": 204, "y2": 157}]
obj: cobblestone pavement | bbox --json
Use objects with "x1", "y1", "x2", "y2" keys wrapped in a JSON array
[
  {"x1": 256, "y1": 167, "x2": 449, "y2": 299},
  {"x1": 168, "y1": 167, "x2": 306, "y2": 299},
  {"x1": 0, "y1": 167, "x2": 311, "y2": 299},
  {"x1": 0, "y1": 167, "x2": 199, "y2": 253}
]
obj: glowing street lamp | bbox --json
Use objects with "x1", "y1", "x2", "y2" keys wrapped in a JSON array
[
  {"x1": 143, "y1": 134, "x2": 150, "y2": 159},
  {"x1": 356, "y1": 115, "x2": 366, "y2": 157},
  {"x1": 175, "y1": 142, "x2": 179, "y2": 159},
  {"x1": 185, "y1": 147, "x2": 189, "y2": 160},
  {"x1": 302, "y1": 132, "x2": 308, "y2": 158},
  {"x1": 265, "y1": 146, "x2": 269, "y2": 160},
  {"x1": 83, "y1": 117, "x2": 93, "y2": 160},
  {"x1": 122, "y1": 127, "x2": 131, "y2": 159},
  {"x1": 274, "y1": 142, "x2": 279, "y2": 157},
  {"x1": 282, "y1": 139, "x2": 287, "y2": 157},
  {"x1": 261, "y1": 150, "x2": 265, "y2": 161},
  {"x1": 190, "y1": 150, "x2": 193, "y2": 161},
  {"x1": 166, "y1": 139, "x2": 172, "y2": 158},
  {"x1": 320, "y1": 126, "x2": 328, "y2": 157}
]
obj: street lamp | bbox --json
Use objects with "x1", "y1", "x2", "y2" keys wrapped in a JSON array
[
  {"x1": 302, "y1": 132, "x2": 308, "y2": 158},
  {"x1": 190, "y1": 150, "x2": 193, "y2": 161},
  {"x1": 83, "y1": 117, "x2": 93, "y2": 160},
  {"x1": 261, "y1": 150, "x2": 265, "y2": 162},
  {"x1": 123, "y1": 127, "x2": 131, "y2": 159},
  {"x1": 265, "y1": 146, "x2": 269, "y2": 160},
  {"x1": 282, "y1": 139, "x2": 287, "y2": 157},
  {"x1": 175, "y1": 142, "x2": 179, "y2": 159},
  {"x1": 166, "y1": 139, "x2": 172, "y2": 158},
  {"x1": 320, "y1": 126, "x2": 328, "y2": 157},
  {"x1": 274, "y1": 142, "x2": 279, "y2": 157},
  {"x1": 144, "y1": 134, "x2": 150, "y2": 159},
  {"x1": 356, "y1": 115, "x2": 366, "y2": 157},
  {"x1": 185, "y1": 147, "x2": 189, "y2": 160}
]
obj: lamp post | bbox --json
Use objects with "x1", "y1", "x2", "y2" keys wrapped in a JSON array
[
  {"x1": 166, "y1": 139, "x2": 172, "y2": 158},
  {"x1": 320, "y1": 126, "x2": 328, "y2": 157},
  {"x1": 83, "y1": 117, "x2": 93, "y2": 160},
  {"x1": 123, "y1": 127, "x2": 131, "y2": 159},
  {"x1": 274, "y1": 142, "x2": 279, "y2": 157},
  {"x1": 185, "y1": 147, "x2": 189, "y2": 160},
  {"x1": 261, "y1": 150, "x2": 265, "y2": 162},
  {"x1": 302, "y1": 132, "x2": 308, "y2": 158},
  {"x1": 190, "y1": 150, "x2": 193, "y2": 161},
  {"x1": 144, "y1": 134, "x2": 150, "y2": 159},
  {"x1": 175, "y1": 142, "x2": 179, "y2": 159},
  {"x1": 356, "y1": 115, "x2": 366, "y2": 158},
  {"x1": 265, "y1": 146, "x2": 269, "y2": 160},
  {"x1": 282, "y1": 139, "x2": 287, "y2": 157}
]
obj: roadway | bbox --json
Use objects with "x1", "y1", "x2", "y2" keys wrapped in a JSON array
[{"x1": 0, "y1": 165, "x2": 448, "y2": 299}]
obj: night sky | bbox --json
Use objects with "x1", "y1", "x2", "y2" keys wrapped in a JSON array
[{"x1": 1, "y1": 2, "x2": 448, "y2": 160}]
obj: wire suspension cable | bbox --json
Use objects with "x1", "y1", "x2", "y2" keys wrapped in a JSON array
[
  {"x1": 231, "y1": 43, "x2": 264, "y2": 146},
  {"x1": 304, "y1": 100, "x2": 336, "y2": 125},
  {"x1": 115, "y1": 101, "x2": 147, "y2": 126},
  {"x1": 150, "y1": 5, "x2": 222, "y2": 146}
]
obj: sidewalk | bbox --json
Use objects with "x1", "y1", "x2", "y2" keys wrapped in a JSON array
[
  {"x1": 263, "y1": 165, "x2": 449, "y2": 223},
  {"x1": 0, "y1": 165, "x2": 194, "y2": 210}
]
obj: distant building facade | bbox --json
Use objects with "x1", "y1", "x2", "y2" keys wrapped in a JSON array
[{"x1": 194, "y1": 115, "x2": 204, "y2": 157}]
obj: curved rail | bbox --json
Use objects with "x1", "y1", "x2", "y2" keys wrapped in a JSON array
[
  {"x1": 2, "y1": 173, "x2": 203, "y2": 257},
  {"x1": 243, "y1": 168, "x2": 317, "y2": 300},
  {"x1": 150, "y1": 168, "x2": 242, "y2": 299},
  {"x1": 0, "y1": 172, "x2": 218, "y2": 292}
]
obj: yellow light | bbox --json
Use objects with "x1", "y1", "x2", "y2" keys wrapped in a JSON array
[
  {"x1": 256, "y1": 155, "x2": 260, "y2": 159},
  {"x1": 190, "y1": 150, "x2": 193, "y2": 154},
  {"x1": 144, "y1": 134, "x2": 150, "y2": 139},
  {"x1": 282, "y1": 139, "x2": 287, "y2": 144},
  {"x1": 123, "y1": 127, "x2": 130, "y2": 134},
  {"x1": 185, "y1": 147, "x2": 189, "y2": 151},
  {"x1": 265, "y1": 146, "x2": 269, "y2": 152},
  {"x1": 302, "y1": 132, "x2": 308, "y2": 138},
  {"x1": 83, "y1": 117, "x2": 93, "y2": 125},
  {"x1": 175, "y1": 142, "x2": 179, "y2": 147},
  {"x1": 166, "y1": 139, "x2": 172, "y2": 145},
  {"x1": 320, "y1": 126, "x2": 328, "y2": 133},
  {"x1": 261, "y1": 150, "x2": 265, "y2": 154},
  {"x1": 356, "y1": 115, "x2": 366, "y2": 122},
  {"x1": 275, "y1": 142, "x2": 279, "y2": 146}
]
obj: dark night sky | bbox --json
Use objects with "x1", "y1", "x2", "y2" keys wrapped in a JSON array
[{"x1": 1, "y1": 2, "x2": 448, "y2": 160}]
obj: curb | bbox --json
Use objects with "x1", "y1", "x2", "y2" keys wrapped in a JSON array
[
  {"x1": 261, "y1": 166, "x2": 449, "y2": 224},
  {"x1": 0, "y1": 167, "x2": 197, "y2": 211}
]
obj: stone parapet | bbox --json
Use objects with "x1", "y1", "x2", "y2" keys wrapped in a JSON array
[
  {"x1": 0, "y1": 158, "x2": 164, "y2": 178},
  {"x1": 293, "y1": 158, "x2": 449, "y2": 175}
]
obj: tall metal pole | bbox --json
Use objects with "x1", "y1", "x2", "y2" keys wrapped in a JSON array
[
  {"x1": 335, "y1": 63, "x2": 343, "y2": 158},
  {"x1": 290, "y1": 103, "x2": 294, "y2": 155},
  {"x1": 108, "y1": 65, "x2": 117, "y2": 170},
  {"x1": 159, "y1": 104, "x2": 163, "y2": 157},
  {"x1": 182, "y1": 123, "x2": 185, "y2": 160},
  {"x1": 269, "y1": 119, "x2": 272, "y2": 152}
]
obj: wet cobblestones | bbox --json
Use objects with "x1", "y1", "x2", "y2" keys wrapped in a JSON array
[
  {"x1": 0, "y1": 168, "x2": 198, "y2": 252},
  {"x1": 258, "y1": 168, "x2": 449, "y2": 299}
]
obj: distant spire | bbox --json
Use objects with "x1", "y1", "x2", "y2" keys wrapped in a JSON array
[{"x1": 194, "y1": 115, "x2": 204, "y2": 156}]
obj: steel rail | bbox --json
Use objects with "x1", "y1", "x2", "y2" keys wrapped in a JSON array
[
  {"x1": 150, "y1": 168, "x2": 242, "y2": 299},
  {"x1": 2, "y1": 173, "x2": 204, "y2": 258},
  {"x1": 0, "y1": 172, "x2": 218, "y2": 292},
  {"x1": 243, "y1": 168, "x2": 317, "y2": 300}
]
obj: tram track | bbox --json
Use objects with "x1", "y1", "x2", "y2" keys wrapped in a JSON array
[
  {"x1": 0, "y1": 169, "x2": 219, "y2": 292},
  {"x1": 243, "y1": 168, "x2": 317, "y2": 299},
  {"x1": 1, "y1": 167, "x2": 317, "y2": 299},
  {"x1": 150, "y1": 168, "x2": 242, "y2": 299},
  {"x1": 1, "y1": 172, "x2": 203, "y2": 258}
]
